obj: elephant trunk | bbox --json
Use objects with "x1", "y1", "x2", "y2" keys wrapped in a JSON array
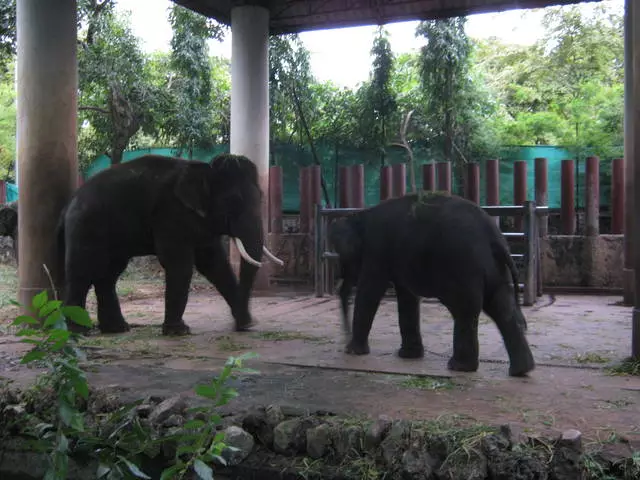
[{"x1": 337, "y1": 277, "x2": 353, "y2": 337}]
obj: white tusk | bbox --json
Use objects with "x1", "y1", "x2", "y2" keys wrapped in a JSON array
[
  {"x1": 263, "y1": 246, "x2": 284, "y2": 266},
  {"x1": 233, "y1": 237, "x2": 262, "y2": 267}
]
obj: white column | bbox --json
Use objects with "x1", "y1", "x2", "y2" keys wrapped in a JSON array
[
  {"x1": 17, "y1": 0, "x2": 78, "y2": 305},
  {"x1": 229, "y1": 5, "x2": 271, "y2": 290}
]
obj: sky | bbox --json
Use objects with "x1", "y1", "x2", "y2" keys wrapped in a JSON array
[{"x1": 115, "y1": 0, "x2": 624, "y2": 89}]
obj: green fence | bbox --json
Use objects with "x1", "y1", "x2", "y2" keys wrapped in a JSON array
[{"x1": 4, "y1": 142, "x2": 623, "y2": 210}]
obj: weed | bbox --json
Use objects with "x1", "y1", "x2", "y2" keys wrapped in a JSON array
[
  {"x1": 573, "y1": 352, "x2": 611, "y2": 364},
  {"x1": 400, "y1": 375, "x2": 455, "y2": 391},
  {"x1": 215, "y1": 335, "x2": 251, "y2": 352},
  {"x1": 605, "y1": 357, "x2": 640, "y2": 377},
  {"x1": 252, "y1": 330, "x2": 328, "y2": 343}
]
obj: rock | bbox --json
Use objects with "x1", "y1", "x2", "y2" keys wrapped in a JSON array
[
  {"x1": 306, "y1": 423, "x2": 332, "y2": 459},
  {"x1": 334, "y1": 425, "x2": 364, "y2": 458},
  {"x1": 364, "y1": 415, "x2": 392, "y2": 451},
  {"x1": 273, "y1": 417, "x2": 317, "y2": 456},
  {"x1": 162, "y1": 414, "x2": 183, "y2": 428},
  {"x1": 221, "y1": 426, "x2": 255, "y2": 466},
  {"x1": 242, "y1": 407, "x2": 274, "y2": 447},
  {"x1": 265, "y1": 404, "x2": 285, "y2": 427},
  {"x1": 551, "y1": 429, "x2": 584, "y2": 480},
  {"x1": 481, "y1": 431, "x2": 512, "y2": 459},
  {"x1": 160, "y1": 426, "x2": 183, "y2": 459},
  {"x1": 87, "y1": 391, "x2": 120, "y2": 414},
  {"x1": 134, "y1": 403, "x2": 154, "y2": 418},
  {"x1": 401, "y1": 446, "x2": 436, "y2": 479},
  {"x1": 437, "y1": 451, "x2": 488, "y2": 480},
  {"x1": 148, "y1": 395, "x2": 187, "y2": 426},
  {"x1": 487, "y1": 451, "x2": 549, "y2": 480},
  {"x1": 280, "y1": 405, "x2": 310, "y2": 417},
  {"x1": 380, "y1": 420, "x2": 412, "y2": 466}
]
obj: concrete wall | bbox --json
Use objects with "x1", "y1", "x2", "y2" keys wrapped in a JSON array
[{"x1": 541, "y1": 235, "x2": 624, "y2": 289}]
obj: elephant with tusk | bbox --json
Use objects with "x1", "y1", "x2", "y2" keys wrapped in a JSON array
[
  {"x1": 0, "y1": 201, "x2": 18, "y2": 263},
  {"x1": 57, "y1": 153, "x2": 283, "y2": 336}
]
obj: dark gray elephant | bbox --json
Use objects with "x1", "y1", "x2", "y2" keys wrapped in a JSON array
[
  {"x1": 0, "y1": 201, "x2": 18, "y2": 262},
  {"x1": 57, "y1": 153, "x2": 283, "y2": 336},
  {"x1": 328, "y1": 192, "x2": 534, "y2": 377}
]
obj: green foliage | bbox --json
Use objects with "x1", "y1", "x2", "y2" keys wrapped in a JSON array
[
  {"x1": 0, "y1": 0, "x2": 14, "y2": 75},
  {"x1": 11, "y1": 290, "x2": 94, "y2": 480},
  {"x1": 0, "y1": 59, "x2": 15, "y2": 179},
  {"x1": 161, "y1": 352, "x2": 259, "y2": 480}
]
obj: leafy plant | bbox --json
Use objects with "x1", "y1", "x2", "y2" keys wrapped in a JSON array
[
  {"x1": 11, "y1": 289, "x2": 94, "y2": 480},
  {"x1": 160, "y1": 352, "x2": 259, "y2": 480}
]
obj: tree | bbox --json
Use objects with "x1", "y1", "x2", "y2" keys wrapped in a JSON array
[{"x1": 0, "y1": 0, "x2": 15, "y2": 75}]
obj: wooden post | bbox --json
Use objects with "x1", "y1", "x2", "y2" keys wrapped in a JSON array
[
  {"x1": 380, "y1": 165, "x2": 392, "y2": 201},
  {"x1": 585, "y1": 156, "x2": 600, "y2": 236},
  {"x1": 513, "y1": 160, "x2": 527, "y2": 231},
  {"x1": 391, "y1": 163, "x2": 406, "y2": 198},
  {"x1": 486, "y1": 159, "x2": 500, "y2": 227},
  {"x1": 350, "y1": 164, "x2": 365, "y2": 208},
  {"x1": 338, "y1": 166, "x2": 350, "y2": 208},
  {"x1": 534, "y1": 157, "x2": 548, "y2": 237},
  {"x1": 465, "y1": 162, "x2": 480, "y2": 204},
  {"x1": 561, "y1": 160, "x2": 576, "y2": 235},
  {"x1": 612, "y1": 158, "x2": 625, "y2": 234},
  {"x1": 422, "y1": 163, "x2": 435, "y2": 191},
  {"x1": 436, "y1": 161, "x2": 451, "y2": 193},
  {"x1": 299, "y1": 166, "x2": 310, "y2": 234}
]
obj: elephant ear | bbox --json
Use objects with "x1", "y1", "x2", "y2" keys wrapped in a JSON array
[
  {"x1": 0, "y1": 202, "x2": 18, "y2": 237},
  {"x1": 174, "y1": 162, "x2": 212, "y2": 218},
  {"x1": 328, "y1": 216, "x2": 363, "y2": 262}
]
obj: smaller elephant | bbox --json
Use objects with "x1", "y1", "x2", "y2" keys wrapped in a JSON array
[
  {"x1": 328, "y1": 192, "x2": 534, "y2": 377},
  {"x1": 0, "y1": 201, "x2": 18, "y2": 263}
]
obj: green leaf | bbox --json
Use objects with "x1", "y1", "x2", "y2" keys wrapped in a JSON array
[
  {"x1": 193, "y1": 459, "x2": 213, "y2": 480},
  {"x1": 56, "y1": 432, "x2": 69, "y2": 453},
  {"x1": 160, "y1": 463, "x2": 185, "y2": 480},
  {"x1": 21, "y1": 349, "x2": 46, "y2": 364},
  {"x1": 97, "y1": 464, "x2": 111, "y2": 479},
  {"x1": 44, "y1": 311, "x2": 64, "y2": 329},
  {"x1": 13, "y1": 315, "x2": 39, "y2": 326},
  {"x1": 182, "y1": 419, "x2": 205, "y2": 430},
  {"x1": 61, "y1": 306, "x2": 93, "y2": 327},
  {"x1": 58, "y1": 401, "x2": 75, "y2": 427},
  {"x1": 194, "y1": 384, "x2": 217, "y2": 399},
  {"x1": 31, "y1": 290, "x2": 48, "y2": 311},
  {"x1": 40, "y1": 300, "x2": 63, "y2": 318},
  {"x1": 118, "y1": 456, "x2": 151, "y2": 479}
]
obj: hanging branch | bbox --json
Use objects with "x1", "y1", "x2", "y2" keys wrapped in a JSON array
[
  {"x1": 390, "y1": 109, "x2": 417, "y2": 193},
  {"x1": 290, "y1": 81, "x2": 332, "y2": 208}
]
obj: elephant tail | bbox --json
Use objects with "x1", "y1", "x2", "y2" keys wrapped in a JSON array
[
  {"x1": 492, "y1": 239, "x2": 527, "y2": 330},
  {"x1": 53, "y1": 206, "x2": 68, "y2": 295}
]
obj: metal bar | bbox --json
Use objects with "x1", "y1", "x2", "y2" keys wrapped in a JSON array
[{"x1": 522, "y1": 201, "x2": 536, "y2": 306}]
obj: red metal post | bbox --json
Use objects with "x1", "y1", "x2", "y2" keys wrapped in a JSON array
[
  {"x1": 391, "y1": 163, "x2": 406, "y2": 198},
  {"x1": 299, "y1": 166, "x2": 310, "y2": 234},
  {"x1": 436, "y1": 161, "x2": 451, "y2": 193},
  {"x1": 465, "y1": 162, "x2": 480, "y2": 204},
  {"x1": 380, "y1": 165, "x2": 393, "y2": 202},
  {"x1": 350, "y1": 164, "x2": 365, "y2": 208},
  {"x1": 585, "y1": 155, "x2": 600, "y2": 236},
  {"x1": 513, "y1": 160, "x2": 527, "y2": 231},
  {"x1": 611, "y1": 157, "x2": 625, "y2": 234},
  {"x1": 268, "y1": 166, "x2": 283, "y2": 234},
  {"x1": 422, "y1": 163, "x2": 435, "y2": 192},
  {"x1": 338, "y1": 166, "x2": 350, "y2": 208},
  {"x1": 534, "y1": 157, "x2": 548, "y2": 236},
  {"x1": 561, "y1": 159, "x2": 576, "y2": 235}
]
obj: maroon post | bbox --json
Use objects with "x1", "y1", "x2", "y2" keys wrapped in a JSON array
[
  {"x1": 465, "y1": 162, "x2": 480, "y2": 204},
  {"x1": 268, "y1": 166, "x2": 283, "y2": 234},
  {"x1": 513, "y1": 160, "x2": 527, "y2": 231},
  {"x1": 338, "y1": 166, "x2": 350, "y2": 208},
  {"x1": 485, "y1": 159, "x2": 500, "y2": 226},
  {"x1": 585, "y1": 156, "x2": 600, "y2": 236},
  {"x1": 611, "y1": 157, "x2": 624, "y2": 234},
  {"x1": 0, "y1": 180, "x2": 5, "y2": 205},
  {"x1": 391, "y1": 163, "x2": 406, "y2": 198},
  {"x1": 380, "y1": 165, "x2": 392, "y2": 201},
  {"x1": 299, "y1": 166, "x2": 310, "y2": 234},
  {"x1": 350, "y1": 164, "x2": 365, "y2": 208},
  {"x1": 308, "y1": 165, "x2": 322, "y2": 234},
  {"x1": 422, "y1": 163, "x2": 435, "y2": 191},
  {"x1": 534, "y1": 157, "x2": 548, "y2": 236},
  {"x1": 436, "y1": 161, "x2": 451, "y2": 193},
  {"x1": 561, "y1": 159, "x2": 576, "y2": 235}
]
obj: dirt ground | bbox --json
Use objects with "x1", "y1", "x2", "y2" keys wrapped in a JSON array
[{"x1": 1, "y1": 263, "x2": 639, "y2": 449}]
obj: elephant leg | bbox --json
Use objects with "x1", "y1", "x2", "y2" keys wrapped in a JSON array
[
  {"x1": 157, "y1": 248, "x2": 194, "y2": 336},
  {"x1": 483, "y1": 284, "x2": 535, "y2": 377},
  {"x1": 346, "y1": 264, "x2": 388, "y2": 356},
  {"x1": 441, "y1": 291, "x2": 482, "y2": 373},
  {"x1": 94, "y1": 258, "x2": 130, "y2": 334},
  {"x1": 64, "y1": 279, "x2": 92, "y2": 334},
  {"x1": 395, "y1": 285, "x2": 424, "y2": 359},
  {"x1": 194, "y1": 242, "x2": 254, "y2": 332}
]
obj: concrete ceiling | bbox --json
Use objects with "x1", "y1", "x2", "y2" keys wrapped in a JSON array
[{"x1": 172, "y1": 0, "x2": 599, "y2": 35}]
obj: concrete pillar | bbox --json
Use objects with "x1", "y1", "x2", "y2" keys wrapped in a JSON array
[
  {"x1": 339, "y1": 166, "x2": 350, "y2": 207},
  {"x1": 422, "y1": 163, "x2": 435, "y2": 192},
  {"x1": 229, "y1": 5, "x2": 270, "y2": 290},
  {"x1": 391, "y1": 163, "x2": 406, "y2": 198},
  {"x1": 350, "y1": 164, "x2": 365, "y2": 208},
  {"x1": 17, "y1": 0, "x2": 78, "y2": 305},
  {"x1": 436, "y1": 161, "x2": 451, "y2": 193},
  {"x1": 465, "y1": 162, "x2": 480, "y2": 204},
  {"x1": 561, "y1": 160, "x2": 576, "y2": 235},
  {"x1": 612, "y1": 158, "x2": 625, "y2": 234},
  {"x1": 380, "y1": 165, "x2": 392, "y2": 201},
  {"x1": 630, "y1": 0, "x2": 640, "y2": 358},
  {"x1": 585, "y1": 156, "x2": 600, "y2": 236},
  {"x1": 624, "y1": 0, "x2": 635, "y2": 305},
  {"x1": 534, "y1": 157, "x2": 548, "y2": 236}
]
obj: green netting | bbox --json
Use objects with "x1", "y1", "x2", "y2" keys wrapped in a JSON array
[{"x1": 4, "y1": 142, "x2": 621, "y2": 209}]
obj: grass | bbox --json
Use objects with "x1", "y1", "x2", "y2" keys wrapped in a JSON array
[
  {"x1": 573, "y1": 352, "x2": 611, "y2": 364},
  {"x1": 215, "y1": 335, "x2": 252, "y2": 352},
  {"x1": 605, "y1": 357, "x2": 640, "y2": 376},
  {"x1": 399, "y1": 375, "x2": 455, "y2": 391},
  {"x1": 251, "y1": 330, "x2": 331, "y2": 343}
]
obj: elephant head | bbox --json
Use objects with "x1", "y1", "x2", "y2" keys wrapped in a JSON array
[
  {"x1": 173, "y1": 153, "x2": 283, "y2": 311},
  {"x1": 0, "y1": 201, "x2": 18, "y2": 263},
  {"x1": 328, "y1": 215, "x2": 364, "y2": 336}
]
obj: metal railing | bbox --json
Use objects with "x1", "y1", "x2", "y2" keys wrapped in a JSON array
[{"x1": 314, "y1": 200, "x2": 549, "y2": 306}]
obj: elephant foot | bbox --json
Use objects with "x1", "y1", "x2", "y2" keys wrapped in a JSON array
[
  {"x1": 508, "y1": 351, "x2": 535, "y2": 377},
  {"x1": 67, "y1": 321, "x2": 93, "y2": 335},
  {"x1": 162, "y1": 322, "x2": 191, "y2": 336},
  {"x1": 233, "y1": 312, "x2": 255, "y2": 332},
  {"x1": 398, "y1": 344, "x2": 425, "y2": 359},
  {"x1": 98, "y1": 320, "x2": 131, "y2": 334},
  {"x1": 345, "y1": 340, "x2": 370, "y2": 355},
  {"x1": 447, "y1": 356, "x2": 479, "y2": 373}
]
